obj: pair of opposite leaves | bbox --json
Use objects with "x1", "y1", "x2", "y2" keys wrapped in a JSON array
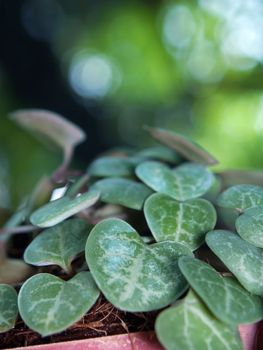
[{"x1": 12, "y1": 218, "x2": 263, "y2": 339}]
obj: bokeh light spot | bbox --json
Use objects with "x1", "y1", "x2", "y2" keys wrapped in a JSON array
[
  {"x1": 69, "y1": 52, "x2": 121, "y2": 99},
  {"x1": 163, "y1": 4, "x2": 196, "y2": 50}
]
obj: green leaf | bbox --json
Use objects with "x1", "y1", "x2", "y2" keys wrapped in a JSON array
[
  {"x1": 30, "y1": 189, "x2": 100, "y2": 228},
  {"x1": 155, "y1": 290, "x2": 242, "y2": 350},
  {"x1": 145, "y1": 127, "x2": 218, "y2": 165},
  {"x1": 136, "y1": 161, "x2": 214, "y2": 201},
  {"x1": 10, "y1": 109, "x2": 86, "y2": 153},
  {"x1": 92, "y1": 178, "x2": 153, "y2": 210},
  {"x1": 18, "y1": 272, "x2": 100, "y2": 336},
  {"x1": 217, "y1": 184, "x2": 263, "y2": 210},
  {"x1": 135, "y1": 146, "x2": 181, "y2": 164},
  {"x1": 206, "y1": 230, "x2": 263, "y2": 295},
  {"x1": 88, "y1": 157, "x2": 135, "y2": 177},
  {"x1": 236, "y1": 206, "x2": 263, "y2": 248},
  {"x1": 144, "y1": 194, "x2": 216, "y2": 250},
  {"x1": 24, "y1": 219, "x2": 92, "y2": 273},
  {"x1": 0, "y1": 284, "x2": 18, "y2": 333},
  {"x1": 85, "y1": 218, "x2": 192, "y2": 312},
  {"x1": 179, "y1": 256, "x2": 263, "y2": 325},
  {"x1": 0, "y1": 259, "x2": 34, "y2": 285}
]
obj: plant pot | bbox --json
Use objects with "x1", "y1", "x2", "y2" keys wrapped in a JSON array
[{"x1": 10, "y1": 323, "x2": 262, "y2": 350}]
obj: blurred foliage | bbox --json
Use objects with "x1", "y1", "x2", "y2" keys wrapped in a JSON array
[
  {"x1": 0, "y1": 76, "x2": 59, "y2": 207},
  {"x1": 1, "y1": 0, "x2": 263, "y2": 207}
]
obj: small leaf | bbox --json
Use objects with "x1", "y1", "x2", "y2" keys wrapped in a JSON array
[
  {"x1": 92, "y1": 178, "x2": 153, "y2": 210},
  {"x1": 24, "y1": 219, "x2": 92, "y2": 273},
  {"x1": 145, "y1": 126, "x2": 218, "y2": 165},
  {"x1": 179, "y1": 256, "x2": 263, "y2": 325},
  {"x1": 18, "y1": 272, "x2": 100, "y2": 336},
  {"x1": 0, "y1": 259, "x2": 34, "y2": 284},
  {"x1": 135, "y1": 146, "x2": 181, "y2": 164},
  {"x1": 144, "y1": 194, "x2": 216, "y2": 250},
  {"x1": 217, "y1": 184, "x2": 263, "y2": 210},
  {"x1": 155, "y1": 290, "x2": 242, "y2": 350},
  {"x1": 206, "y1": 230, "x2": 263, "y2": 295},
  {"x1": 10, "y1": 109, "x2": 86, "y2": 152},
  {"x1": 30, "y1": 189, "x2": 100, "y2": 228},
  {"x1": 0, "y1": 284, "x2": 18, "y2": 333},
  {"x1": 136, "y1": 161, "x2": 214, "y2": 201},
  {"x1": 219, "y1": 169, "x2": 263, "y2": 187},
  {"x1": 236, "y1": 206, "x2": 263, "y2": 248},
  {"x1": 85, "y1": 218, "x2": 192, "y2": 312},
  {"x1": 88, "y1": 157, "x2": 135, "y2": 177}
]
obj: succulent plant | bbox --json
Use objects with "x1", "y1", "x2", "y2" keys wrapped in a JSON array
[{"x1": 0, "y1": 110, "x2": 262, "y2": 349}]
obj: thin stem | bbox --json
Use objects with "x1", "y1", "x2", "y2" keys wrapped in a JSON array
[
  {"x1": 51, "y1": 146, "x2": 73, "y2": 183},
  {"x1": 0, "y1": 225, "x2": 39, "y2": 236}
]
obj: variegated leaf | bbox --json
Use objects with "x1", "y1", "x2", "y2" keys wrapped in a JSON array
[
  {"x1": 206, "y1": 230, "x2": 263, "y2": 295},
  {"x1": 155, "y1": 290, "x2": 242, "y2": 350},
  {"x1": 236, "y1": 206, "x2": 263, "y2": 248},
  {"x1": 24, "y1": 219, "x2": 92, "y2": 273},
  {"x1": 18, "y1": 272, "x2": 100, "y2": 336},
  {"x1": 30, "y1": 189, "x2": 100, "y2": 227},
  {"x1": 144, "y1": 193, "x2": 216, "y2": 250},
  {"x1": 85, "y1": 218, "x2": 192, "y2": 312},
  {"x1": 217, "y1": 184, "x2": 263, "y2": 211},
  {"x1": 0, "y1": 285, "x2": 18, "y2": 333},
  {"x1": 136, "y1": 161, "x2": 214, "y2": 201},
  {"x1": 179, "y1": 256, "x2": 263, "y2": 325}
]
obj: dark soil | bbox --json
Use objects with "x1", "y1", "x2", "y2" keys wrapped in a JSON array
[{"x1": 0, "y1": 295, "x2": 158, "y2": 349}]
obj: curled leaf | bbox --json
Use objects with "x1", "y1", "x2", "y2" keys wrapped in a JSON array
[
  {"x1": 145, "y1": 126, "x2": 218, "y2": 165},
  {"x1": 10, "y1": 109, "x2": 86, "y2": 152},
  {"x1": 30, "y1": 189, "x2": 100, "y2": 228}
]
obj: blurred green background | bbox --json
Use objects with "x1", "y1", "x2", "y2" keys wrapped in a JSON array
[{"x1": 1, "y1": 0, "x2": 263, "y2": 208}]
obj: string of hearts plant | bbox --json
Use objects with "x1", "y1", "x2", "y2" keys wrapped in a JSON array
[{"x1": 0, "y1": 110, "x2": 263, "y2": 350}]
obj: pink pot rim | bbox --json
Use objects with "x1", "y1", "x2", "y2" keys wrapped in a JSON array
[{"x1": 9, "y1": 323, "x2": 261, "y2": 350}]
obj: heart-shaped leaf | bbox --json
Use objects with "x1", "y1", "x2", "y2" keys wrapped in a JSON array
[
  {"x1": 217, "y1": 184, "x2": 263, "y2": 211},
  {"x1": 135, "y1": 146, "x2": 181, "y2": 164},
  {"x1": 24, "y1": 219, "x2": 92, "y2": 273},
  {"x1": 144, "y1": 194, "x2": 216, "y2": 250},
  {"x1": 145, "y1": 126, "x2": 218, "y2": 165},
  {"x1": 236, "y1": 206, "x2": 263, "y2": 248},
  {"x1": 155, "y1": 290, "x2": 242, "y2": 350},
  {"x1": 30, "y1": 189, "x2": 100, "y2": 228},
  {"x1": 10, "y1": 109, "x2": 86, "y2": 152},
  {"x1": 206, "y1": 230, "x2": 263, "y2": 295},
  {"x1": 85, "y1": 218, "x2": 192, "y2": 312},
  {"x1": 88, "y1": 157, "x2": 135, "y2": 177},
  {"x1": 136, "y1": 161, "x2": 214, "y2": 201},
  {"x1": 92, "y1": 178, "x2": 153, "y2": 210},
  {"x1": 0, "y1": 284, "x2": 18, "y2": 333},
  {"x1": 179, "y1": 256, "x2": 263, "y2": 325},
  {"x1": 18, "y1": 272, "x2": 100, "y2": 336}
]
